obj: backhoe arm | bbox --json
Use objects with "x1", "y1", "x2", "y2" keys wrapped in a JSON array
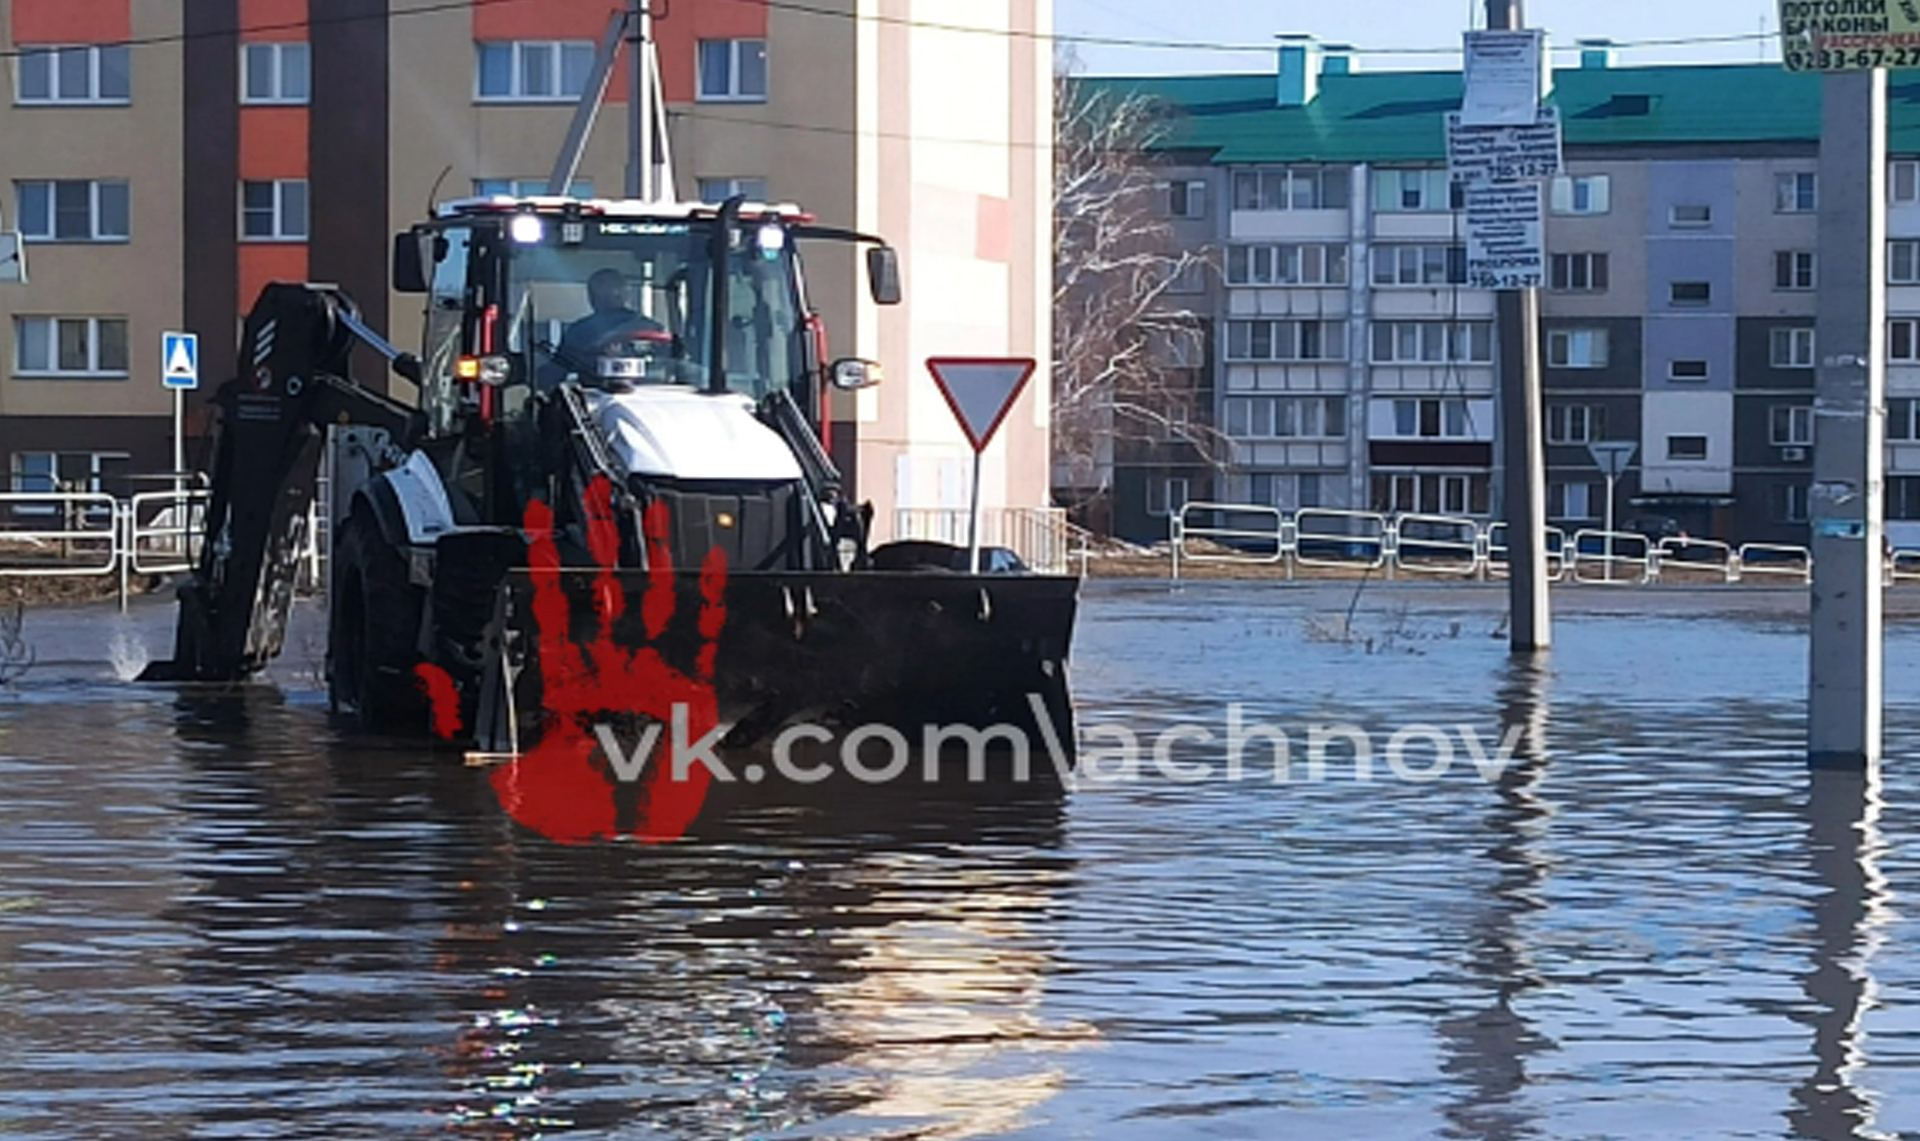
[{"x1": 141, "y1": 283, "x2": 419, "y2": 683}]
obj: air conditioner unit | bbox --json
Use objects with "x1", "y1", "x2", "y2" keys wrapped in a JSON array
[{"x1": 1780, "y1": 446, "x2": 1809, "y2": 462}]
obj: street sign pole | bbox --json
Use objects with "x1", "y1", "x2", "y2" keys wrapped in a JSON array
[
  {"x1": 161, "y1": 331, "x2": 200, "y2": 505},
  {"x1": 173, "y1": 387, "x2": 183, "y2": 496},
  {"x1": 967, "y1": 449, "x2": 984, "y2": 574},
  {"x1": 1586, "y1": 441, "x2": 1637, "y2": 584},
  {"x1": 1808, "y1": 68, "x2": 1886, "y2": 770},
  {"x1": 925, "y1": 357, "x2": 1037, "y2": 576}
]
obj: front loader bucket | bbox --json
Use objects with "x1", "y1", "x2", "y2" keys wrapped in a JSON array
[{"x1": 471, "y1": 569, "x2": 1079, "y2": 779}]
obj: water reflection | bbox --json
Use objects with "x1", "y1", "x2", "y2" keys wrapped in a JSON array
[
  {"x1": 1439, "y1": 654, "x2": 1556, "y2": 1141},
  {"x1": 1790, "y1": 766, "x2": 1894, "y2": 1141},
  {"x1": 139, "y1": 693, "x2": 1083, "y2": 1139}
]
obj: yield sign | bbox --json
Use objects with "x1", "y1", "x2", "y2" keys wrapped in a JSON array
[
  {"x1": 1587, "y1": 440, "x2": 1638, "y2": 480},
  {"x1": 926, "y1": 357, "x2": 1036, "y2": 453}
]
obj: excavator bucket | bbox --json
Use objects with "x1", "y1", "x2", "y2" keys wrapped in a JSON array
[{"x1": 467, "y1": 565, "x2": 1079, "y2": 780}]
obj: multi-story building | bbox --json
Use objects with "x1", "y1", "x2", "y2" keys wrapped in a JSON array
[
  {"x1": 0, "y1": 0, "x2": 1053, "y2": 540},
  {"x1": 1089, "y1": 39, "x2": 1920, "y2": 548}
]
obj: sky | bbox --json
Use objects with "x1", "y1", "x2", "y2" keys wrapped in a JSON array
[{"x1": 1053, "y1": 0, "x2": 1788, "y2": 75}]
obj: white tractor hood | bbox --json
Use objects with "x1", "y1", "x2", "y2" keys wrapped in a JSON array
[{"x1": 584, "y1": 387, "x2": 803, "y2": 483}]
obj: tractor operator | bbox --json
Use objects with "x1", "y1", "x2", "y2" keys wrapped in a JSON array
[{"x1": 558, "y1": 268, "x2": 662, "y2": 365}]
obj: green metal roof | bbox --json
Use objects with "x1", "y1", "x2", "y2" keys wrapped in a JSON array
[{"x1": 1083, "y1": 64, "x2": 1920, "y2": 163}]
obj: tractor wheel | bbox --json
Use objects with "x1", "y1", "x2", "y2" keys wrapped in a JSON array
[{"x1": 329, "y1": 507, "x2": 428, "y2": 733}]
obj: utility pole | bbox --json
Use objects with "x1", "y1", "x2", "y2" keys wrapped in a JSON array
[
  {"x1": 1807, "y1": 69, "x2": 1886, "y2": 770},
  {"x1": 1484, "y1": 0, "x2": 1551, "y2": 651}
]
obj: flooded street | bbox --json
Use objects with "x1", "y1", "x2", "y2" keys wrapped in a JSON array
[{"x1": 6, "y1": 581, "x2": 1920, "y2": 1138}]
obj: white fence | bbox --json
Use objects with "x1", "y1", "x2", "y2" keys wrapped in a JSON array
[
  {"x1": 1167, "y1": 501, "x2": 1859, "y2": 587},
  {"x1": 891, "y1": 507, "x2": 1079, "y2": 574}
]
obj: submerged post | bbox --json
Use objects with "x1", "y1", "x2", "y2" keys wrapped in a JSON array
[{"x1": 1808, "y1": 69, "x2": 1886, "y2": 770}]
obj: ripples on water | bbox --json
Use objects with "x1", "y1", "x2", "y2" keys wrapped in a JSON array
[{"x1": 3, "y1": 584, "x2": 1920, "y2": 1138}]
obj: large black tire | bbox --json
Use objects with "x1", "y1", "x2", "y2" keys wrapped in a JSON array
[{"x1": 328, "y1": 508, "x2": 428, "y2": 733}]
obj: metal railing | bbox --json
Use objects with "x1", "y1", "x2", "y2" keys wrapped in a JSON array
[
  {"x1": 890, "y1": 506, "x2": 1075, "y2": 574},
  {"x1": 1570, "y1": 529, "x2": 1653, "y2": 584}
]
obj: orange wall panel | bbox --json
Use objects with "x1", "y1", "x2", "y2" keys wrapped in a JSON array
[
  {"x1": 239, "y1": 245, "x2": 310, "y2": 311},
  {"x1": 239, "y1": 0, "x2": 309, "y2": 41},
  {"x1": 13, "y1": 0, "x2": 129, "y2": 44},
  {"x1": 239, "y1": 107, "x2": 309, "y2": 179},
  {"x1": 475, "y1": 0, "x2": 614, "y2": 40}
]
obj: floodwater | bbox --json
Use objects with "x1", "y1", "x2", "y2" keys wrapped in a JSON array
[{"x1": 5, "y1": 581, "x2": 1920, "y2": 1139}]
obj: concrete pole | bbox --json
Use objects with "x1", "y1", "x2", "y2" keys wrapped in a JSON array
[
  {"x1": 1603, "y1": 469, "x2": 1616, "y2": 583},
  {"x1": 1808, "y1": 70, "x2": 1886, "y2": 770},
  {"x1": 1486, "y1": 0, "x2": 1551, "y2": 651},
  {"x1": 627, "y1": 0, "x2": 647, "y2": 200}
]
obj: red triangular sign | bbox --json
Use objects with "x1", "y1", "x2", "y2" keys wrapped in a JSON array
[{"x1": 926, "y1": 357, "x2": 1036, "y2": 453}]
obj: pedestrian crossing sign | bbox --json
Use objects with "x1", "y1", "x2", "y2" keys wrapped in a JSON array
[{"x1": 162, "y1": 331, "x2": 197, "y2": 390}]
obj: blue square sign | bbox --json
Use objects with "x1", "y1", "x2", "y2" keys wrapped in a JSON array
[{"x1": 162, "y1": 331, "x2": 198, "y2": 390}]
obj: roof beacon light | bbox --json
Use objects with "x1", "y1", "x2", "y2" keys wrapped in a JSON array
[{"x1": 510, "y1": 213, "x2": 546, "y2": 244}]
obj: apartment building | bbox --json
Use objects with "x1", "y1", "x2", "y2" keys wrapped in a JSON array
[
  {"x1": 0, "y1": 0, "x2": 1053, "y2": 537},
  {"x1": 1090, "y1": 42, "x2": 1920, "y2": 548}
]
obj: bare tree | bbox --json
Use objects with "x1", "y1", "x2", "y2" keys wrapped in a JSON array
[{"x1": 1052, "y1": 60, "x2": 1225, "y2": 516}]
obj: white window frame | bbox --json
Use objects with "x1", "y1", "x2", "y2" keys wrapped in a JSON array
[
  {"x1": 1232, "y1": 167, "x2": 1349, "y2": 212},
  {"x1": 15, "y1": 180, "x2": 129, "y2": 243},
  {"x1": 696, "y1": 38, "x2": 768, "y2": 102},
  {"x1": 1669, "y1": 280, "x2": 1713, "y2": 307},
  {"x1": 1547, "y1": 328, "x2": 1609, "y2": 369},
  {"x1": 1775, "y1": 171, "x2": 1817, "y2": 213},
  {"x1": 1891, "y1": 318, "x2": 1920, "y2": 363},
  {"x1": 1146, "y1": 476, "x2": 1191, "y2": 517},
  {"x1": 1547, "y1": 404, "x2": 1603, "y2": 444},
  {"x1": 1390, "y1": 397, "x2": 1475, "y2": 440},
  {"x1": 1780, "y1": 484, "x2": 1811, "y2": 524},
  {"x1": 475, "y1": 40, "x2": 595, "y2": 103},
  {"x1": 1224, "y1": 319, "x2": 1348, "y2": 362},
  {"x1": 1551, "y1": 481, "x2": 1599, "y2": 522},
  {"x1": 1164, "y1": 259, "x2": 1208, "y2": 295},
  {"x1": 241, "y1": 41, "x2": 310, "y2": 105},
  {"x1": 15, "y1": 45, "x2": 130, "y2": 106},
  {"x1": 241, "y1": 179, "x2": 308, "y2": 241},
  {"x1": 1222, "y1": 396, "x2": 1344, "y2": 440},
  {"x1": 1370, "y1": 322, "x2": 1493, "y2": 365},
  {"x1": 1770, "y1": 404, "x2": 1814, "y2": 447},
  {"x1": 1893, "y1": 160, "x2": 1920, "y2": 205},
  {"x1": 1892, "y1": 239, "x2": 1920, "y2": 284},
  {"x1": 1669, "y1": 359, "x2": 1710, "y2": 382},
  {"x1": 1771, "y1": 327, "x2": 1816, "y2": 369},
  {"x1": 1549, "y1": 252, "x2": 1608, "y2": 293},
  {"x1": 1669, "y1": 203, "x2": 1713, "y2": 229},
  {"x1": 1775, "y1": 251, "x2": 1816, "y2": 291},
  {"x1": 1373, "y1": 168, "x2": 1460, "y2": 214},
  {"x1": 1372, "y1": 245, "x2": 1463, "y2": 287},
  {"x1": 1890, "y1": 397, "x2": 1920, "y2": 441},
  {"x1": 13, "y1": 316, "x2": 130, "y2": 378},
  {"x1": 1160, "y1": 179, "x2": 1208, "y2": 220},
  {"x1": 1229, "y1": 243, "x2": 1348, "y2": 287},
  {"x1": 1549, "y1": 175, "x2": 1611, "y2": 216}
]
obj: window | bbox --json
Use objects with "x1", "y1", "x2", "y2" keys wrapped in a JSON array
[
  {"x1": 1369, "y1": 322, "x2": 1493, "y2": 364},
  {"x1": 1547, "y1": 404, "x2": 1605, "y2": 444},
  {"x1": 1669, "y1": 281, "x2": 1712, "y2": 306},
  {"x1": 697, "y1": 38, "x2": 768, "y2": 101},
  {"x1": 1549, "y1": 252, "x2": 1609, "y2": 293},
  {"x1": 1893, "y1": 398, "x2": 1920, "y2": 441},
  {"x1": 1228, "y1": 244, "x2": 1349, "y2": 286},
  {"x1": 1371, "y1": 472, "x2": 1490, "y2": 516},
  {"x1": 1771, "y1": 327, "x2": 1816, "y2": 368},
  {"x1": 8, "y1": 451, "x2": 126, "y2": 498},
  {"x1": 1164, "y1": 260, "x2": 1208, "y2": 294},
  {"x1": 15, "y1": 180, "x2": 128, "y2": 242},
  {"x1": 1147, "y1": 477, "x2": 1191, "y2": 516},
  {"x1": 1222, "y1": 396, "x2": 1346, "y2": 438},
  {"x1": 1161, "y1": 179, "x2": 1208, "y2": 219},
  {"x1": 1224, "y1": 319, "x2": 1347, "y2": 362},
  {"x1": 1149, "y1": 326, "x2": 1204, "y2": 368},
  {"x1": 476, "y1": 40, "x2": 594, "y2": 101},
  {"x1": 16, "y1": 45, "x2": 130, "y2": 104},
  {"x1": 1894, "y1": 160, "x2": 1920, "y2": 205},
  {"x1": 1893, "y1": 240, "x2": 1920, "y2": 284},
  {"x1": 1231, "y1": 167, "x2": 1350, "y2": 211},
  {"x1": 1390, "y1": 398, "x2": 1476, "y2": 439},
  {"x1": 241, "y1": 41, "x2": 310, "y2": 104},
  {"x1": 1778, "y1": 484, "x2": 1810, "y2": 524},
  {"x1": 475, "y1": 177, "x2": 594, "y2": 198},
  {"x1": 695, "y1": 177, "x2": 768, "y2": 203},
  {"x1": 1550, "y1": 482, "x2": 1598, "y2": 521},
  {"x1": 1666, "y1": 434, "x2": 1709, "y2": 461},
  {"x1": 1775, "y1": 172, "x2": 1817, "y2": 212},
  {"x1": 1669, "y1": 359, "x2": 1710, "y2": 382},
  {"x1": 1372, "y1": 245, "x2": 1465, "y2": 287},
  {"x1": 14, "y1": 317, "x2": 129, "y2": 377},
  {"x1": 241, "y1": 179, "x2": 308, "y2": 240},
  {"x1": 1547, "y1": 328, "x2": 1609, "y2": 368},
  {"x1": 1372, "y1": 168, "x2": 1463, "y2": 213},
  {"x1": 9, "y1": 452, "x2": 54, "y2": 494},
  {"x1": 1771, "y1": 405, "x2": 1814, "y2": 446},
  {"x1": 1550, "y1": 175, "x2": 1610, "y2": 215},
  {"x1": 1669, "y1": 203, "x2": 1713, "y2": 228},
  {"x1": 1775, "y1": 251, "x2": 1816, "y2": 291},
  {"x1": 1893, "y1": 476, "x2": 1920, "y2": 520},
  {"x1": 1893, "y1": 319, "x2": 1920, "y2": 363}
]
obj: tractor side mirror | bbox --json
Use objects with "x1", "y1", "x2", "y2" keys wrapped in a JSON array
[
  {"x1": 392, "y1": 230, "x2": 428, "y2": 293},
  {"x1": 866, "y1": 246, "x2": 902, "y2": 305},
  {"x1": 830, "y1": 358, "x2": 884, "y2": 390}
]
